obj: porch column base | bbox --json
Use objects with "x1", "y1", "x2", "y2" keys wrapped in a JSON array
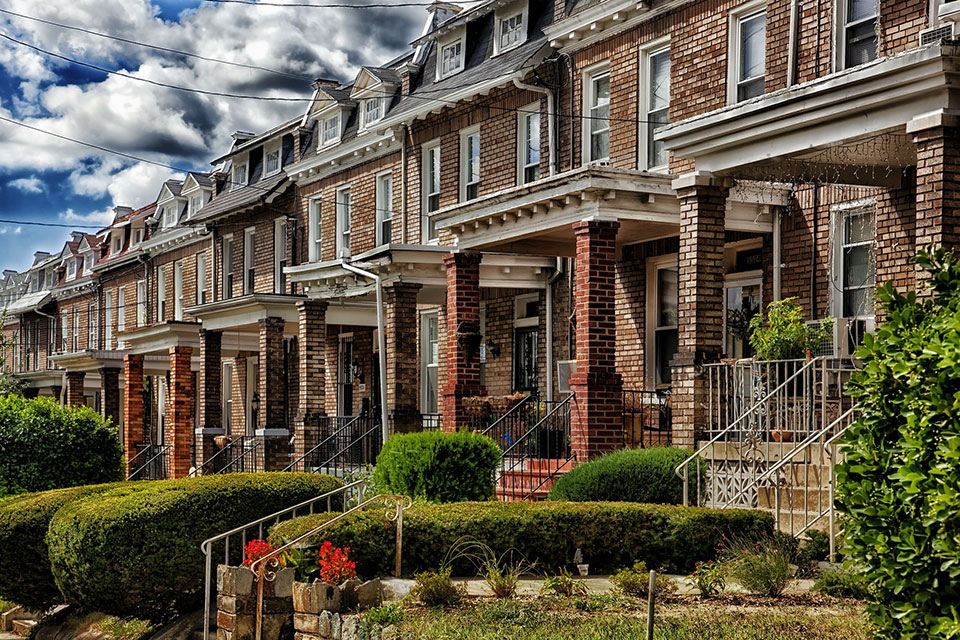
[{"x1": 256, "y1": 429, "x2": 291, "y2": 471}]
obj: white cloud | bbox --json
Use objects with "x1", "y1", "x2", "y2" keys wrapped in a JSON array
[
  {"x1": 60, "y1": 207, "x2": 114, "y2": 227},
  {"x1": 7, "y1": 176, "x2": 44, "y2": 193}
]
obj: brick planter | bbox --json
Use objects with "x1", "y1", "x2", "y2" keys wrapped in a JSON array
[{"x1": 217, "y1": 565, "x2": 294, "y2": 640}]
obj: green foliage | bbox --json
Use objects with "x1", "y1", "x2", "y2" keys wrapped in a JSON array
[
  {"x1": 362, "y1": 602, "x2": 404, "y2": 628},
  {"x1": 0, "y1": 396, "x2": 124, "y2": 495},
  {"x1": 720, "y1": 536, "x2": 793, "y2": 597},
  {"x1": 688, "y1": 560, "x2": 726, "y2": 597},
  {"x1": 609, "y1": 561, "x2": 677, "y2": 599},
  {"x1": 540, "y1": 568, "x2": 587, "y2": 597},
  {"x1": 45, "y1": 473, "x2": 341, "y2": 620},
  {"x1": 794, "y1": 529, "x2": 831, "y2": 578},
  {"x1": 270, "y1": 500, "x2": 772, "y2": 577},
  {"x1": 373, "y1": 430, "x2": 500, "y2": 503},
  {"x1": 812, "y1": 564, "x2": 871, "y2": 600},
  {"x1": 0, "y1": 482, "x2": 129, "y2": 611},
  {"x1": 835, "y1": 247, "x2": 960, "y2": 638},
  {"x1": 411, "y1": 568, "x2": 465, "y2": 607},
  {"x1": 748, "y1": 298, "x2": 833, "y2": 361},
  {"x1": 92, "y1": 614, "x2": 157, "y2": 640},
  {"x1": 440, "y1": 537, "x2": 533, "y2": 599},
  {"x1": 547, "y1": 447, "x2": 703, "y2": 504}
]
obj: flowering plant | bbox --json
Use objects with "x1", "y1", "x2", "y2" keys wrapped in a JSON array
[
  {"x1": 689, "y1": 560, "x2": 726, "y2": 597},
  {"x1": 317, "y1": 540, "x2": 356, "y2": 584},
  {"x1": 243, "y1": 539, "x2": 276, "y2": 568}
]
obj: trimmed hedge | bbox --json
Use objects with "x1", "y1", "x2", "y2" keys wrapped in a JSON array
[
  {"x1": 372, "y1": 431, "x2": 500, "y2": 502},
  {"x1": 0, "y1": 482, "x2": 129, "y2": 611},
  {"x1": 547, "y1": 447, "x2": 703, "y2": 504},
  {"x1": 0, "y1": 396, "x2": 124, "y2": 495},
  {"x1": 46, "y1": 473, "x2": 341, "y2": 620},
  {"x1": 269, "y1": 501, "x2": 772, "y2": 578}
]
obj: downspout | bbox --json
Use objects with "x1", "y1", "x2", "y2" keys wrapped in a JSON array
[
  {"x1": 512, "y1": 78, "x2": 557, "y2": 176},
  {"x1": 401, "y1": 123, "x2": 409, "y2": 243},
  {"x1": 786, "y1": 0, "x2": 799, "y2": 87},
  {"x1": 545, "y1": 258, "x2": 564, "y2": 401},
  {"x1": 340, "y1": 260, "x2": 389, "y2": 444},
  {"x1": 773, "y1": 208, "x2": 782, "y2": 301},
  {"x1": 810, "y1": 186, "x2": 820, "y2": 320},
  {"x1": 211, "y1": 225, "x2": 218, "y2": 302}
]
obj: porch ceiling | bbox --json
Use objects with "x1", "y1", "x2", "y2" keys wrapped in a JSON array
[{"x1": 658, "y1": 43, "x2": 960, "y2": 186}]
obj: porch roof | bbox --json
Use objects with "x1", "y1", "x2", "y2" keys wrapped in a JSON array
[
  {"x1": 184, "y1": 293, "x2": 305, "y2": 332},
  {"x1": 48, "y1": 349, "x2": 174, "y2": 375},
  {"x1": 116, "y1": 321, "x2": 202, "y2": 356}
]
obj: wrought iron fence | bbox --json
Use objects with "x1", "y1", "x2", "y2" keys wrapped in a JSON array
[
  {"x1": 481, "y1": 394, "x2": 563, "y2": 456},
  {"x1": 126, "y1": 443, "x2": 171, "y2": 481},
  {"x1": 495, "y1": 394, "x2": 574, "y2": 501},
  {"x1": 622, "y1": 389, "x2": 672, "y2": 448},
  {"x1": 190, "y1": 436, "x2": 264, "y2": 476},
  {"x1": 284, "y1": 415, "x2": 381, "y2": 477},
  {"x1": 420, "y1": 413, "x2": 442, "y2": 431}
]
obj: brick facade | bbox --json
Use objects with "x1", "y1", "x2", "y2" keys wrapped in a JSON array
[
  {"x1": 65, "y1": 371, "x2": 85, "y2": 407},
  {"x1": 384, "y1": 282, "x2": 422, "y2": 433},
  {"x1": 441, "y1": 252, "x2": 484, "y2": 430},
  {"x1": 168, "y1": 346, "x2": 194, "y2": 478},
  {"x1": 123, "y1": 354, "x2": 144, "y2": 474}
]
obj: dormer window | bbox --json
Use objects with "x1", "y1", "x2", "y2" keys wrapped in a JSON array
[
  {"x1": 498, "y1": 12, "x2": 524, "y2": 52},
  {"x1": 264, "y1": 142, "x2": 281, "y2": 176},
  {"x1": 231, "y1": 161, "x2": 248, "y2": 191},
  {"x1": 133, "y1": 227, "x2": 144, "y2": 246},
  {"x1": 363, "y1": 99, "x2": 383, "y2": 128},
  {"x1": 67, "y1": 259, "x2": 76, "y2": 279},
  {"x1": 45, "y1": 271, "x2": 53, "y2": 288},
  {"x1": 188, "y1": 194, "x2": 204, "y2": 217},
  {"x1": 84, "y1": 254, "x2": 93, "y2": 273},
  {"x1": 439, "y1": 38, "x2": 465, "y2": 79},
  {"x1": 163, "y1": 205, "x2": 176, "y2": 227},
  {"x1": 112, "y1": 234, "x2": 122, "y2": 254},
  {"x1": 322, "y1": 114, "x2": 341, "y2": 146}
]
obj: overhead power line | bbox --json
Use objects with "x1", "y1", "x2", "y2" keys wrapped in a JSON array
[{"x1": 199, "y1": 0, "x2": 435, "y2": 8}]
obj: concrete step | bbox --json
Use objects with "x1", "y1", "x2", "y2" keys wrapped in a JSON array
[
  {"x1": 757, "y1": 485, "x2": 831, "y2": 510},
  {"x1": 11, "y1": 619, "x2": 36, "y2": 637}
]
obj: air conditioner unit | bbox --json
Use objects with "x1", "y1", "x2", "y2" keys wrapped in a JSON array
[
  {"x1": 834, "y1": 317, "x2": 875, "y2": 360},
  {"x1": 806, "y1": 320, "x2": 835, "y2": 358},
  {"x1": 589, "y1": 160, "x2": 611, "y2": 167},
  {"x1": 557, "y1": 359, "x2": 578, "y2": 395},
  {"x1": 920, "y1": 23, "x2": 954, "y2": 46}
]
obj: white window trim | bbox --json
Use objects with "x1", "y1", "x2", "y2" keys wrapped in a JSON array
[
  {"x1": 88, "y1": 301, "x2": 97, "y2": 349},
  {"x1": 132, "y1": 226, "x2": 144, "y2": 246},
  {"x1": 117, "y1": 286, "x2": 126, "y2": 332},
  {"x1": 361, "y1": 98, "x2": 385, "y2": 130},
  {"x1": 727, "y1": 1, "x2": 767, "y2": 105},
  {"x1": 645, "y1": 253, "x2": 679, "y2": 389},
  {"x1": 264, "y1": 140, "x2": 282, "y2": 177},
  {"x1": 494, "y1": 2, "x2": 528, "y2": 56},
  {"x1": 517, "y1": 101, "x2": 542, "y2": 185},
  {"x1": 157, "y1": 266, "x2": 166, "y2": 322},
  {"x1": 320, "y1": 112, "x2": 342, "y2": 148},
  {"x1": 421, "y1": 140, "x2": 441, "y2": 244},
  {"x1": 459, "y1": 126, "x2": 481, "y2": 202},
  {"x1": 223, "y1": 234, "x2": 234, "y2": 299},
  {"x1": 136, "y1": 280, "x2": 146, "y2": 327},
  {"x1": 830, "y1": 198, "x2": 877, "y2": 320},
  {"x1": 174, "y1": 260, "x2": 184, "y2": 321},
  {"x1": 308, "y1": 197, "x2": 323, "y2": 262},
  {"x1": 72, "y1": 308, "x2": 79, "y2": 352},
  {"x1": 105, "y1": 291, "x2": 114, "y2": 347},
  {"x1": 514, "y1": 292, "x2": 539, "y2": 328},
  {"x1": 375, "y1": 170, "x2": 393, "y2": 246},
  {"x1": 834, "y1": 0, "x2": 879, "y2": 71},
  {"x1": 274, "y1": 217, "x2": 288, "y2": 294},
  {"x1": 582, "y1": 62, "x2": 611, "y2": 165},
  {"x1": 222, "y1": 361, "x2": 234, "y2": 433},
  {"x1": 639, "y1": 37, "x2": 671, "y2": 172},
  {"x1": 420, "y1": 309, "x2": 440, "y2": 414},
  {"x1": 243, "y1": 227, "x2": 256, "y2": 295},
  {"x1": 197, "y1": 252, "x2": 208, "y2": 305},
  {"x1": 231, "y1": 158, "x2": 249, "y2": 191},
  {"x1": 335, "y1": 185, "x2": 352, "y2": 258},
  {"x1": 436, "y1": 32, "x2": 467, "y2": 80}
]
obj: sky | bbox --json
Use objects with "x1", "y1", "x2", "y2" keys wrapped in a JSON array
[{"x1": 0, "y1": 0, "x2": 434, "y2": 272}]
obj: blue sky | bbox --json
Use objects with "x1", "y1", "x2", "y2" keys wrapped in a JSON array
[{"x1": 0, "y1": 0, "x2": 427, "y2": 271}]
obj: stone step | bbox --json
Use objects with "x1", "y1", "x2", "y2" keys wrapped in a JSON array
[{"x1": 10, "y1": 619, "x2": 36, "y2": 637}]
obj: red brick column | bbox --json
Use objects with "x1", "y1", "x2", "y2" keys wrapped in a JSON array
[
  {"x1": 441, "y1": 252, "x2": 484, "y2": 431},
  {"x1": 671, "y1": 173, "x2": 728, "y2": 448},
  {"x1": 294, "y1": 300, "x2": 327, "y2": 461},
  {"x1": 99, "y1": 367, "x2": 121, "y2": 427},
  {"x1": 123, "y1": 354, "x2": 144, "y2": 475},
  {"x1": 569, "y1": 219, "x2": 623, "y2": 461},
  {"x1": 259, "y1": 317, "x2": 289, "y2": 470},
  {"x1": 65, "y1": 371, "x2": 85, "y2": 407},
  {"x1": 168, "y1": 346, "x2": 194, "y2": 478},
  {"x1": 385, "y1": 282, "x2": 422, "y2": 434},
  {"x1": 198, "y1": 329, "x2": 223, "y2": 466}
]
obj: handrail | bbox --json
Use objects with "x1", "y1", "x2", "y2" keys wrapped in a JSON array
[
  {"x1": 190, "y1": 436, "x2": 253, "y2": 477},
  {"x1": 480, "y1": 393, "x2": 534, "y2": 437},
  {"x1": 314, "y1": 419, "x2": 381, "y2": 470},
  {"x1": 200, "y1": 479, "x2": 368, "y2": 640},
  {"x1": 283, "y1": 415, "x2": 362, "y2": 472},
  {"x1": 499, "y1": 393, "x2": 573, "y2": 460},
  {"x1": 674, "y1": 356, "x2": 823, "y2": 506},
  {"x1": 215, "y1": 438, "x2": 262, "y2": 475},
  {"x1": 126, "y1": 444, "x2": 171, "y2": 481}
]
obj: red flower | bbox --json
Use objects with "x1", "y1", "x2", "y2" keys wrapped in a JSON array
[
  {"x1": 317, "y1": 540, "x2": 357, "y2": 584},
  {"x1": 243, "y1": 539, "x2": 275, "y2": 567}
]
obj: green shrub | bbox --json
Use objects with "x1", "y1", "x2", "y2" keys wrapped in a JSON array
[
  {"x1": 540, "y1": 568, "x2": 586, "y2": 597},
  {"x1": 721, "y1": 536, "x2": 793, "y2": 597},
  {"x1": 610, "y1": 561, "x2": 677, "y2": 599},
  {"x1": 372, "y1": 430, "x2": 500, "y2": 502},
  {"x1": 0, "y1": 396, "x2": 124, "y2": 495},
  {"x1": 411, "y1": 568, "x2": 465, "y2": 607},
  {"x1": 812, "y1": 565, "x2": 870, "y2": 600},
  {"x1": 547, "y1": 447, "x2": 703, "y2": 504},
  {"x1": 0, "y1": 482, "x2": 129, "y2": 611},
  {"x1": 270, "y1": 501, "x2": 772, "y2": 577},
  {"x1": 748, "y1": 298, "x2": 833, "y2": 361},
  {"x1": 362, "y1": 602, "x2": 404, "y2": 628},
  {"x1": 835, "y1": 248, "x2": 960, "y2": 638},
  {"x1": 689, "y1": 560, "x2": 726, "y2": 597},
  {"x1": 46, "y1": 473, "x2": 341, "y2": 620}
]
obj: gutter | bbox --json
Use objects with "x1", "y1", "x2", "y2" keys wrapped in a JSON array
[
  {"x1": 513, "y1": 78, "x2": 557, "y2": 176},
  {"x1": 340, "y1": 260, "x2": 389, "y2": 445}
]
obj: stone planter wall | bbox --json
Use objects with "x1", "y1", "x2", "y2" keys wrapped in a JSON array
[
  {"x1": 292, "y1": 611, "x2": 406, "y2": 640},
  {"x1": 217, "y1": 565, "x2": 294, "y2": 640}
]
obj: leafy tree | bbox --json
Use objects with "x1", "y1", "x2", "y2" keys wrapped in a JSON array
[{"x1": 837, "y1": 248, "x2": 960, "y2": 638}]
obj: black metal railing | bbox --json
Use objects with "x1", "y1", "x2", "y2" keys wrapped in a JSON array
[
  {"x1": 314, "y1": 417, "x2": 382, "y2": 478},
  {"x1": 622, "y1": 389, "x2": 672, "y2": 448},
  {"x1": 421, "y1": 413, "x2": 442, "y2": 431},
  {"x1": 495, "y1": 394, "x2": 574, "y2": 501},
  {"x1": 127, "y1": 443, "x2": 171, "y2": 481},
  {"x1": 481, "y1": 394, "x2": 563, "y2": 455},
  {"x1": 285, "y1": 415, "x2": 380, "y2": 474},
  {"x1": 192, "y1": 436, "x2": 264, "y2": 475}
]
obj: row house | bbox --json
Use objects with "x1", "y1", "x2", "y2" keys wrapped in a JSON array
[{"x1": 1, "y1": 0, "x2": 951, "y2": 502}]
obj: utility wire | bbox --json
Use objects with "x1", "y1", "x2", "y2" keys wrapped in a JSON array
[{"x1": 199, "y1": 0, "x2": 435, "y2": 7}]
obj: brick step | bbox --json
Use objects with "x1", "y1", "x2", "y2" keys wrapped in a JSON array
[{"x1": 496, "y1": 457, "x2": 575, "y2": 501}]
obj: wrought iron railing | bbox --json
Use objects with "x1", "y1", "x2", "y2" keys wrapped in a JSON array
[
  {"x1": 421, "y1": 413, "x2": 442, "y2": 431},
  {"x1": 284, "y1": 416, "x2": 362, "y2": 472},
  {"x1": 313, "y1": 417, "x2": 382, "y2": 477},
  {"x1": 495, "y1": 394, "x2": 574, "y2": 501},
  {"x1": 190, "y1": 436, "x2": 263, "y2": 476},
  {"x1": 481, "y1": 394, "x2": 562, "y2": 454},
  {"x1": 622, "y1": 389, "x2": 671, "y2": 448},
  {"x1": 126, "y1": 443, "x2": 171, "y2": 481},
  {"x1": 199, "y1": 479, "x2": 370, "y2": 640}
]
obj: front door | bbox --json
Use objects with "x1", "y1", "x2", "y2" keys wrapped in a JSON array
[
  {"x1": 338, "y1": 334, "x2": 354, "y2": 416},
  {"x1": 513, "y1": 327, "x2": 539, "y2": 393},
  {"x1": 723, "y1": 277, "x2": 762, "y2": 359}
]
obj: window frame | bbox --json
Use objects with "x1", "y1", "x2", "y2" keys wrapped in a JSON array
[
  {"x1": 361, "y1": 98, "x2": 384, "y2": 129},
  {"x1": 639, "y1": 38, "x2": 671, "y2": 171},
  {"x1": 831, "y1": 200, "x2": 877, "y2": 320},
  {"x1": 197, "y1": 252, "x2": 208, "y2": 304},
  {"x1": 231, "y1": 159, "x2": 248, "y2": 191},
  {"x1": 518, "y1": 102, "x2": 542, "y2": 184},
  {"x1": 223, "y1": 235, "x2": 234, "y2": 300},
  {"x1": 88, "y1": 301, "x2": 97, "y2": 349},
  {"x1": 136, "y1": 280, "x2": 146, "y2": 327},
  {"x1": 264, "y1": 141, "x2": 282, "y2": 177},
  {"x1": 583, "y1": 63, "x2": 611, "y2": 164},
  {"x1": 67, "y1": 259, "x2": 76, "y2": 280},
  {"x1": 335, "y1": 185, "x2": 352, "y2": 258},
  {"x1": 112, "y1": 234, "x2": 122, "y2": 255},
  {"x1": 308, "y1": 198, "x2": 323, "y2": 262},
  {"x1": 321, "y1": 113, "x2": 341, "y2": 147},
  {"x1": 437, "y1": 33, "x2": 466, "y2": 80},
  {"x1": 375, "y1": 170, "x2": 393, "y2": 246},
  {"x1": 836, "y1": 0, "x2": 879, "y2": 70},
  {"x1": 117, "y1": 286, "x2": 126, "y2": 332},
  {"x1": 243, "y1": 227, "x2": 256, "y2": 295},
  {"x1": 105, "y1": 290, "x2": 114, "y2": 348},
  {"x1": 72, "y1": 307, "x2": 79, "y2": 352},
  {"x1": 728, "y1": 2, "x2": 767, "y2": 104},
  {"x1": 60, "y1": 310, "x2": 68, "y2": 352},
  {"x1": 421, "y1": 140, "x2": 441, "y2": 243},
  {"x1": 645, "y1": 253, "x2": 679, "y2": 389},
  {"x1": 460, "y1": 126, "x2": 481, "y2": 202},
  {"x1": 495, "y1": 5, "x2": 527, "y2": 56},
  {"x1": 157, "y1": 265, "x2": 166, "y2": 322},
  {"x1": 173, "y1": 260, "x2": 184, "y2": 321},
  {"x1": 274, "y1": 218, "x2": 288, "y2": 294},
  {"x1": 420, "y1": 310, "x2": 440, "y2": 414}
]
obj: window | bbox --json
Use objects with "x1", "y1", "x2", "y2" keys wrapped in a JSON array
[
  {"x1": 336, "y1": 186, "x2": 352, "y2": 258},
  {"x1": 88, "y1": 301, "x2": 97, "y2": 349},
  {"x1": 423, "y1": 142, "x2": 441, "y2": 242},
  {"x1": 197, "y1": 253, "x2": 208, "y2": 304},
  {"x1": 136, "y1": 280, "x2": 146, "y2": 326},
  {"x1": 840, "y1": 0, "x2": 878, "y2": 68},
  {"x1": 724, "y1": 276, "x2": 762, "y2": 358},
  {"x1": 105, "y1": 291, "x2": 114, "y2": 348},
  {"x1": 513, "y1": 293, "x2": 539, "y2": 393},
  {"x1": 647, "y1": 256, "x2": 678, "y2": 387},
  {"x1": 439, "y1": 38, "x2": 464, "y2": 78},
  {"x1": 460, "y1": 128, "x2": 480, "y2": 201},
  {"x1": 222, "y1": 362, "x2": 233, "y2": 433},
  {"x1": 519, "y1": 104, "x2": 541, "y2": 184},
  {"x1": 264, "y1": 145, "x2": 281, "y2": 176},
  {"x1": 421, "y1": 312, "x2": 439, "y2": 414},
  {"x1": 223, "y1": 235, "x2": 234, "y2": 299},
  {"x1": 133, "y1": 227, "x2": 144, "y2": 245},
  {"x1": 363, "y1": 99, "x2": 382, "y2": 127},
  {"x1": 642, "y1": 44, "x2": 671, "y2": 170},
  {"x1": 376, "y1": 172, "x2": 393, "y2": 246},
  {"x1": 157, "y1": 266, "x2": 166, "y2": 322},
  {"x1": 731, "y1": 8, "x2": 766, "y2": 102},
  {"x1": 308, "y1": 199, "x2": 323, "y2": 262},
  {"x1": 60, "y1": 310, "x2": 68, "y2": 352},
  {"x1": 72, "y1": 307, "x2": 79, "y2": 352},
  {"x1": 498, "y1": 11, "x2": 524, "y2": 53},
  {"x1": 231, "y1": 161, "x2": 248, "y2": 191},
  {"x1": 163, "y1": 205, "x2": 176, "y2": 227},
  {"x1": 274, "y1": 219, "x2": 288, "y2": 293},
  {"x1": 112, "y1": 235, "x2": 122, "y2": 255},
  {"x1": 586, "y1": 68, "x2": 610, "y2": 163},
  {"x1": 174, "y1": 260, "x2": 184, "y2": 321},
  {"x1": 117, "y1": 287, "x2": 126, "y2": 332},
  {"x1": 838, "y1": 207, "x2": 876, "y2": 318},
  {"x1": 322, "y1": 114, "x2": 340, "y2": 146},
  {"x1": 189, "y1": 193, "x2": 204, "y2": 217},
  {"x1": 243, "y1": 228, "x2": 255, "y2": 294},
  {"x1": 84, "y1": 254, "x2": 93, "y2": 273},
  {"x1": 46, "y1": 270, "x2": 53, "y2": 288}
]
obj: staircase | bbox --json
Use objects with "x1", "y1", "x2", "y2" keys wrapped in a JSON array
[
  {"x1": 496, "y1": 457, "x2": 575, "y2": 500},
  {"x1": 284, "y1": 415, "x2": 381, "y2": 478}
]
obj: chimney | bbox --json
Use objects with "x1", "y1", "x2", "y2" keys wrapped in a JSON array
[
  {"x1": 112, "y1": 205, "x2": 134, "y2": 222},
  {"x1": 399, "y1": 61, "x2": 422, "y2": 96}
]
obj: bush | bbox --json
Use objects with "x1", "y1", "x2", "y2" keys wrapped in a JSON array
[
  {"x1": 46, "y1": 473, "x2": 341, "y2": 620},
  {"x1": 748, "y1": 298, "x2": 833, "y2": 361},
  {"x1": 547, "y1": 447, "x2": 703, "y2": 504},
  {"x1": 812, "y1": 565, "x2": 870, "y2": 600},
  {"x1": 270, "y1": 500, "x2": 772, "y2": 577},
  {"x1": 0, "y1": 482, "x2": 129, "y2": 611},
  {"x1": 610, "y1": 561, "x2": 677, "y2": 599},
  {"x1": 835, "y1": 248, "x2": 960, "y2": 638},
  {"x1": 372, "y1": 431, "x2": 500, "y2": 503},
  {"x1": 411, "y1": 568, "x2": 465, "y2": 607},
  {"x1": 0, "y1": 396, "x2": 124, "y2": 495},
  {"x1": 721, "y1": 536, "x2": 793, "y2": 597},
  {"x1": 540, "y1": 568, "x2": 586, "y2": 597}
]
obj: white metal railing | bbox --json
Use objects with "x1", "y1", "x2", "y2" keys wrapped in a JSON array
[{"x1": 199, "y1": 479, "x2": 369, "y2": 640}]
